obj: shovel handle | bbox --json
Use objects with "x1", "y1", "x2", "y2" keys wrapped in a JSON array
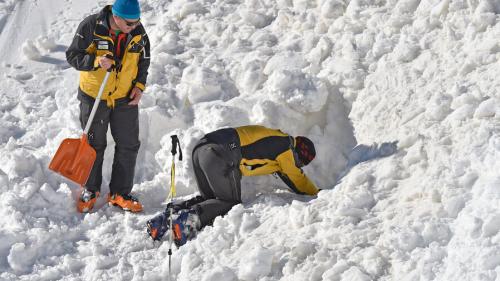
[{"x1": 83, "y1": 71, "x2": 112, "y2": 135}]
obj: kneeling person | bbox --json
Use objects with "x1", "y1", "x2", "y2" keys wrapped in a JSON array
[{"x1": 147, "y1": 125, "x2": 319, "y2": 246}]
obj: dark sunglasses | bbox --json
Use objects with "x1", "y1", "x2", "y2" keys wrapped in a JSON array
[{"x1": 121, "y1": 17, "x2": 140, "y2": 27}]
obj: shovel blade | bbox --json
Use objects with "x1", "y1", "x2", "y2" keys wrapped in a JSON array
[{"x1": 49, "y1": 135, "x2": 96, "y2": 186}]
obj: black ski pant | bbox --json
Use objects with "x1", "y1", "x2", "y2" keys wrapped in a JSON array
[
  {"x1": 189, "y1": 141, "x2": 242, "y2": 228},
  {"x1": 78, "y1": 91, "x2": 140, "y2": 195}
]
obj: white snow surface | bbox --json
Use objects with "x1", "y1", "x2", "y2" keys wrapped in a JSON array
[{"x1": 0, "y1": 0, "x2": 499, "y2": 280}]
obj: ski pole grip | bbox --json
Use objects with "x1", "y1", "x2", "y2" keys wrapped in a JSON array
[{"x1": 171, "y1": 135, "x2": 183, "y2": 161}]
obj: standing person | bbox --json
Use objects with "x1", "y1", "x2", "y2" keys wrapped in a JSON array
[
  {"x1": 66, "y1": 0, "x2": 150, "y2": 213},
  {"x1": 147, "y1": 125, "x2": 319, "y2": 246}
]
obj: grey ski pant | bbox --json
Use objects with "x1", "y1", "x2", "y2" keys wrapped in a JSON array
[
  {"x1": 78, "y1": 91, "x2": 140, "y2": 195},
  {"x1": 191, "y1": 142, "x2": 242, "y2": 228}
]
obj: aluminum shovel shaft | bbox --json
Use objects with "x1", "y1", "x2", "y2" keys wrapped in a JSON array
[{"x1": 84, "y1": 71, "x2": 111, "y2": 134}]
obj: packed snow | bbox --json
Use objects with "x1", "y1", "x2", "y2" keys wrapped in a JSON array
[{"x1": 0, "y1": 0, "x2": 499, "y2": 280}]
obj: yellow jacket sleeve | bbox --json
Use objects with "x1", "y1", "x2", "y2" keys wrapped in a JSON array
[
  {"x1": 134, "y1": 82, "x2": 146, "y2": 91},
  {"x1": 277, "y1": 150, "x2": 319, "y2": 195}
]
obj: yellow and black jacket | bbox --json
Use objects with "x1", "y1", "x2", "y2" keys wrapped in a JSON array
[
  {"x1": 202, "y1": 125, "x2": 319, "y2": 195},
  {"x1": 66, "y1": 6, "x2": 150, "y2": 108}
]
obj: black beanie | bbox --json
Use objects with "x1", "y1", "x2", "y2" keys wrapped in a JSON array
[{"x1": 295, "y1": 136, "x2": 316, "y2": 166}]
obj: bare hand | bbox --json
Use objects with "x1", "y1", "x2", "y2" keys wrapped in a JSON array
[
  {"x1": 98, "y1": 56, "x2": 114, "y2": 70},
  {"x1": 129, "y1": 87, "x2": 143, "y2": 105}
]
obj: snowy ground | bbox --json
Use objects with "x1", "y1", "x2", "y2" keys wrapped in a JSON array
[{"x1": 0, "y1": 0, "x2": 499, "y2": 280}]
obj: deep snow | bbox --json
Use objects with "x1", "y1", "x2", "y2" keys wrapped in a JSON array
[{"x1": 0, "y1": 0, "x2": 499, "y2": 280}]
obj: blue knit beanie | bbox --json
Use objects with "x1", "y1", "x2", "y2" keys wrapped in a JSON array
[{"x1": 112, "y1": 0, "x2": 141, "y2": 20}]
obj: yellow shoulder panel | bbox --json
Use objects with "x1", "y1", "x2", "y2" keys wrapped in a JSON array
[{"x1": 236, "y1": 125, "x2": 288, "y2": 146}]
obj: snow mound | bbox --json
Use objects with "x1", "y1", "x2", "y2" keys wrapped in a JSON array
[{"x1": 0, "y1": 0, "x2": 499, "y2": 280}]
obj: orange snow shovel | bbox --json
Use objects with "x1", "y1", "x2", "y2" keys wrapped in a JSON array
[{"x1": 49, "y1": 70, "x2": 111, "y2": 186}]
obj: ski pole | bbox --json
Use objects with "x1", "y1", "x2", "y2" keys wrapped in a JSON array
[{"x1": 168, "y1": 135, "x2": 182, "y2": 281}]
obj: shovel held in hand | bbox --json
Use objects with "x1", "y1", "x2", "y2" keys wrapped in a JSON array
[{"x1": 49, "y1": 70, "x2": 112, "y2": 186}]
